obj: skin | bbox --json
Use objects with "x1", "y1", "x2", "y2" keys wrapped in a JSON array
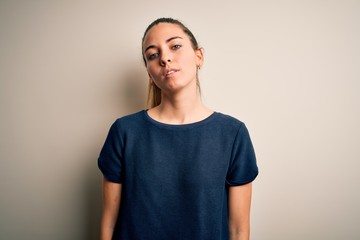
[
  {"x1": 228, "y1": 183, "x2": 253, "y2": 240},
  {"x1": 143, "y1": 23, "x2": 211, "y2": 124},
  {"x1": 101, "y1": 178, "x2": 121, "y2": 240},
  {"x1": 100, "y1": 22, "x2": 253, "y2": 240}
]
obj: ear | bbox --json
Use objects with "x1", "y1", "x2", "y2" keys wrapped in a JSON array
[{"x1": 195, "y1": 47, "x2": 204, "y2": 68}]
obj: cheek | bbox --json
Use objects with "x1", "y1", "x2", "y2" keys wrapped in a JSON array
[
  {"x1": 147, "y1": 64, "x2": 160, "y2": 79},
  {"x1": 181, "y1": 57, "x2": 197, "y2": 73},
  {"x1": 146, "y1": 63, "x2": 155, "y2": 75},
  {"x1": 181, "y1": 52, "x2": 197, "y2": 66}
]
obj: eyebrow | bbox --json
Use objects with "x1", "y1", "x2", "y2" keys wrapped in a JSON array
[{"x1": 144, "y1": 36, "x2": 183, "y2": 53}]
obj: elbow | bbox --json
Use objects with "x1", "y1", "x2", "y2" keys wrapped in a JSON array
[{"x1": 229, "y1": 222, "x2": 250, "y2": 240}]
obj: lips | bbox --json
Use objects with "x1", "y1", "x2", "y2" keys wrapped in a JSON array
[{"x1": 164, "y1": 69, "x2": 179, "y2": 77}]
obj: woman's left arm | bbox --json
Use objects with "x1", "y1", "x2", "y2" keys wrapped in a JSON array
[{"x1": 228, "y1": 182, "x2": 253, "y2": 240}]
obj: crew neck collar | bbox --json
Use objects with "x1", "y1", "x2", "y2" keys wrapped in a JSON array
[{"x1": 143, "y1": 110, "x2": 218, "y2": 129}]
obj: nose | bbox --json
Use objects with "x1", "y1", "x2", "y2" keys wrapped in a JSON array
[{"x1": 160, "y1": 50, "x2": 172, "y2": 66}]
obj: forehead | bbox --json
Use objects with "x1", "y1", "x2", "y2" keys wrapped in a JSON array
[{"x1": 143, "y1": 23, "x2": 187, "y2": 46}]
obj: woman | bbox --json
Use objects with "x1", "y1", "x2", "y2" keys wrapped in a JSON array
[{"x1": 98, "y1": 17, "x2": 258, "y2": 240}]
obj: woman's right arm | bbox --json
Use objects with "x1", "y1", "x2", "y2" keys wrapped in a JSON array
[{"x1": 101, "y1": 177, "x2": 122, "y2": 240}]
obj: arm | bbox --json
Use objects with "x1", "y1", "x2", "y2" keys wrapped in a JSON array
[
  {"x1": 228, "y1": 182, "x2": 253, "y2": 240},
  {"x1": 101, "y1": 177, "x2": 122, "y2": 240}
]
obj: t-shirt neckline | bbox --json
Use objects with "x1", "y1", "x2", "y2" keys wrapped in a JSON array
[{"x1": 143, "y1": 110, "x2": 218, "y2": 129}]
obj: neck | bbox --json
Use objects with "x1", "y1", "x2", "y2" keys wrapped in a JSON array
[{"x1": 149, "y1": 85, "x2": 212, "y2": 124}]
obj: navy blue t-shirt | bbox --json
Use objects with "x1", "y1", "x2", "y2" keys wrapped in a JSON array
[{"x1": 98, "y1": 110, "x2": 258, "y2": 240}]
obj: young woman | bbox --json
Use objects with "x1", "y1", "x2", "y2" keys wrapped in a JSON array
[{"x1": 98, "y1": 18, "x2": 258, "y2": 240}]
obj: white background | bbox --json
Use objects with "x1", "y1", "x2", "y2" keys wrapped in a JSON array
[{"x1": 1, "y1": 0, "x2": 359, "y2": 239}]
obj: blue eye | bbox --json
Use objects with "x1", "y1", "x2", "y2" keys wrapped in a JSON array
[
  {"x1": 148, "y1": 53, "x2": 158, "y2": 60},
  {"x1": 172, "y1": 44, "x2": 181, "y2": 50}
]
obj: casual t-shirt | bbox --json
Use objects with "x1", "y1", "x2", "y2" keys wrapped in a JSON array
[{"x1": 98, "y1": 110, "x2": 258, "y2": 240}]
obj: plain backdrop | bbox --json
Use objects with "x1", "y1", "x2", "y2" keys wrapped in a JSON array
[{"x1": 0, "y1": 0, "x2": 359, "y2": 239}]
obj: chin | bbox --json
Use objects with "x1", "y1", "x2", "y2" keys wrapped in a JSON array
[{"x1": 165, "y1": 81, "x2": 196, "y2": 94}]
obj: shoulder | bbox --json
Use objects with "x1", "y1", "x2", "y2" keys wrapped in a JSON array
[
  {"x1": 111, "y1": 110, "x2": 147, "y2": 131},
  {"x1": 116, "y1": 110, "x2": 145, "y2": 122},
  {"x1": 213, "y1": 112, "x2": 246, "y2": 131}
]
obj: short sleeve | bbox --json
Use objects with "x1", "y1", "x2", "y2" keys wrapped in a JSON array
[
  {"x1": 98, "y1": 120, "x2": 124, "y2": 183},
  {"x1": 226, "y1": 123, "x2": 258, "y2": 186}
]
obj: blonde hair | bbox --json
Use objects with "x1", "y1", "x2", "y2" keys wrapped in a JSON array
[{"x1": 147, "y1": 82, "x2": 162, "y2": 109}]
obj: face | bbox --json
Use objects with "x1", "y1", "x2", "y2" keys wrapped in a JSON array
[{"x1": 142, "y1": 23, "x2": 203, "y2": 93}]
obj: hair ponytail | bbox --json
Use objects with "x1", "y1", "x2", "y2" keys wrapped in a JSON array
[{"x1": 147, "y1": 82, "x2": 161, "y2": 109}]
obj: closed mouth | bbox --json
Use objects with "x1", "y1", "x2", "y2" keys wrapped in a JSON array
[{"x1": 164, "y1": 69, "x2": 179, "y2": 77}]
